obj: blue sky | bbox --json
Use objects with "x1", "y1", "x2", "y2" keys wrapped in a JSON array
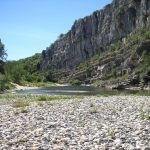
[{"x1": 0, "y1": 0, "x2": 112, "y2": 60}]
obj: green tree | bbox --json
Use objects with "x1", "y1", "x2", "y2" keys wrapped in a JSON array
[
  {"x1": 0, "y1": 39, "x2": 7, "y2": 61},
  {"x1": 0, "y1": 39, "x2": 7, "y2": 91},
  {"x1": 4, "y1": 53, "x2": 42, "y2": 84},
  {"x1": 58, "y1": 33, "x2": 65, "y2": 39}
]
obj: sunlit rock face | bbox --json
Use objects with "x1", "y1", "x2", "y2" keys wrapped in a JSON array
[{"x1": 40, "y1": 0, "x2": 150, "y2": 70}]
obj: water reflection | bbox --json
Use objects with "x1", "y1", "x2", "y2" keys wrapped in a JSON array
[{"x1": 14, "y1": 86, "x2": 150, "y2": 96}]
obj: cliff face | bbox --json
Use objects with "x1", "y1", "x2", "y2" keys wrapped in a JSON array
[{"x1": 40, "y1": 0, "x2": 150, "y2": 70}]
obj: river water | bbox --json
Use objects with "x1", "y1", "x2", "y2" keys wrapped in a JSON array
[{"x1": 13, "y1": 86, "x2": 149, "y2": 95}]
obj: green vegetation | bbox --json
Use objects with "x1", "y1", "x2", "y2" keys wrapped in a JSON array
[
  {"x1": 89, "y1": 107, "x2": 97, "y2": 114},
  {"x1": 35, "y1": 95, "x2": 83, "y2": 102},
  {"x1": 64, "y1": 27, "x2": 150, "y2": 85},
  {"x1": 1, "y1": 27, "x2": 150, "y2": 90},
  {"x1": 89, "y1": 102, "x2": 94, "y2": 107},
  {"x1": 4, "y1": 94, "x2": 85, "y2": 108},
  {"x1": 4, "y1": 53, "x2": 42, "y2": 85},
  {"x1": 14, "y1": 108, "x2": 29, "y2": 115},
  {"x1": 96, "y1": 93, "x2": 114, "y2": 97},
  {"x1": 107, "y1": 129, "x2": 115, "y2": 139},
  {"x1": 20, "y1": 109, "x2": 29, "y2": 113},
  {"x1": 37, "y1": 102, "x2": 44, "y2": 107},
  {"x1": 70, "y1": 79, "x2": 82, "y2": 85},
  {"x1": 37, "y1": 95, "x2": 47, "y2": 101},
  {"x1": 89, "y1": 102, "x2": 97, "y2": 114},
  {"x1": 0, "y1": 39, "x2": 7, "y2": 91},
  {"x1": 96, "y1": 90, "x2": 150, "y2": 97},
  {"x1": 93, "y1": 74, "x2": 129, "y2": 86},
  {"x1": 58, "y1": 33, "x2": 65, "y2": 39},
  {"x1": 0, "y1": 39, "x2": 7, "y2": 62},
  {"x1": 12, "y1": 101, "x2": 30, "y2": 108},
  {"x1": 3, "y1": 83, "x2": 16, "y2": 90},
  {"x1": 126, "y1": 28, "x2": 150, "y2": 44},
  {"x1": 135, "y1": 50, "x2": 150, "y2": 82},
  {"x1": 139, "y1": 106, "x2": 150, "y2": 120},
  {"x1": 4, "y1": 53, "x2": 58, "y2": 88},
  {"x1": 0, "y1": 73, "x2": 7, "y2": 91},
  {"x1": 21, "y1": 81, "x2": 56, "y2": 87},
  {"x1": 0, "y1": 94, "x2": 84, "y2": 100},
  {"x1": 0, "y1": 94, "x2": 35, "y2": 99},
  {"x1": 72, "y1": 100, "x2": 81, "y2": 108}
]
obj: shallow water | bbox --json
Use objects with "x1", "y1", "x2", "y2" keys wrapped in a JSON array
[{"x1": 13, "y1": 86, "x2": 150, "y2": 96}]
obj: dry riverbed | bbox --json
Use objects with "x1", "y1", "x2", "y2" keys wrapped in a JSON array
[{"x1": 0, "y1": 95, "x2": 150, "y2": 150}]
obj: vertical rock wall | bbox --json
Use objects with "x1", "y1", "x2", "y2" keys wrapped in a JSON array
[{"x1": 40, "y1": 0, "x2": 150, "y2": 70}]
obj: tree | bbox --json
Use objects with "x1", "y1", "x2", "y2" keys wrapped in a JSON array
[
  {"x1": 4, "y1": 53, "x2": 42, "y2": 84},
  {"x1": 0, "y1": 39, "x2": 7, "y2": 91},
  {"x1": 0, "y1": 40, "x2": 7, "y2": 74},
  {"x1": 0, "y1": 39, "x2": 7, "y2": 61},
  {"x1": 4, "y1": 61, "x2": 25, "y2": 84},
  {"x1": 58, "y1": 33, "x2": 65, "y2": 39}
]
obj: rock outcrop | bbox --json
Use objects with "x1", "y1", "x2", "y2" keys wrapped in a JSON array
[{"x1": 40, "y1": 0, "x2": 150, "y2": 71}]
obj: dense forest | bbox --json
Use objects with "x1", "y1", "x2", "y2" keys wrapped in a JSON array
[
  {"x1": 4, "y1": 54, "x2": 41, "y2": 84},
  {"x1": 1, "y1": 52, "x2": 56, "y2": 90},
  {"x1": 0, "y1": 40, "x2": 43, "y2": 90},
  {"x1": 0, "y1": 38, "x2": 56, "y2": 91}
]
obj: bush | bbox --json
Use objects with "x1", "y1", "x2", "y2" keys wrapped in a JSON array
[
  {"x1": 4, "y1": 83, "x2": 15, "y2": 90},
  {"x1": 37, "y1": 95, "x2": 47, "y2": 101},
  {"x1": 12, "y1": 101, "x2": 29, "y2": 108},
  {"x1": 0, "y1": 74, "x2": 7, "y2": 91},
  {"x1": 21, "y1": 109, "x2": 28, "y2": 113},
  {"x1": 89, "y1": 107, "x2": 97, "y2": 114},
  {"x1": 70, "y1": 79, "x2": 82, "y2": 85}
]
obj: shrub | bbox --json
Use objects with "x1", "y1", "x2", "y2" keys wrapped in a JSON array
[
  {"x1": 12, "y1": 101, "x2": 29, "y2": 108},
  {"x1": 37, "y1": 95, "x2": 47, "y2": 101},
  {"x1": 0, "y1": 74, "x2": 7, "y2": 91},
  {"x1": 108, "y1": 129, "x2": 115, "y2": 139},
  {"x1": 21, "y1": 109, "x2": 28, "y2": 113},
  {"x1": 70, "y1": 79, "x2": 82, "y2": 85},
  {"x1": 89, "y1": 107, "x2": 97, "y2": 114}
]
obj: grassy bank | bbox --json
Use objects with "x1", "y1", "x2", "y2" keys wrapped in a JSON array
[{"x1": 21, "y1": 81, "x2": 56, "y2": 87}]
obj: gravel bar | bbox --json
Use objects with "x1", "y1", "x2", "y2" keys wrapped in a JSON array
[{"x1": 0, "y1": 96, "x2": 150, "y2": 150}]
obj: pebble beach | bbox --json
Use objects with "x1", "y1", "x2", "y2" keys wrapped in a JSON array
[{"x1": 0, "y1": 96, "x2": 150, "y2": 150}]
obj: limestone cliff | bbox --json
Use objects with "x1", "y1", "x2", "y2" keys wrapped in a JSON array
[
  {"x1": 40, "y1": 0, "x2": 150, "y2": 71},
  {"x1": 39, "y1": 0, "x2": 150, "y2": 88}
]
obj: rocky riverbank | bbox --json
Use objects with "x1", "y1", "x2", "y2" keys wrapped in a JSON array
[{"x1": 0, "y1": 95, "x2": 150, "y2": 150}]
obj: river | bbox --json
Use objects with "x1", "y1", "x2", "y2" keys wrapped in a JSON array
[{"x1": 13, "y1": 86, "x2": 150, "y2": 95}]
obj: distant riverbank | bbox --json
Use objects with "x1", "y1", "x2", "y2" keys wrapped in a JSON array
[{"x1": 10, "y1": 82, "x2": 38, "y2": 90}]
